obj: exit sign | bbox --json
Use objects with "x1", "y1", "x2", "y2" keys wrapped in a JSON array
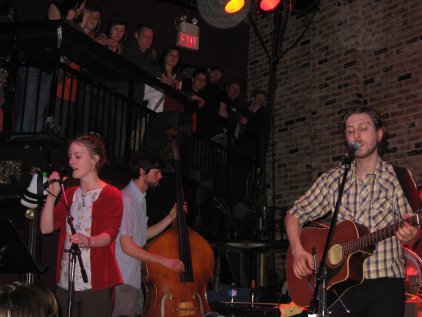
[
  {"x1": 176, "y1": 21, "x2": 200, "y2": 51},
  {"x1": 177, "y1": 32, "x2": 199, "y2": 50}
]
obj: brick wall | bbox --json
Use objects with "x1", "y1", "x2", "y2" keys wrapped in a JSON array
[{"x1": 248, "y1": 0, "x2": 422, "y2": 210}]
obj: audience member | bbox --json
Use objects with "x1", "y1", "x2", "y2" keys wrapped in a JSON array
[
  {"x1": 194, "y1": 66, "x2": 224, "y2": 139},
  {"x1": 12, "y1": 0, "x2": 85, "y2": 134},
  {"x1": 208, "y1": 67, "x2": 223, "y2": 86},
  {"x1": 143, "y1": 46, "x2": 183, "y2": 112},
  {"x1": 73, "y1": 7, "x2": 105, "y2": 137},
  {"x1": 235, "y1": 89, "x2": 266, "y2": 159},
  {"x1": 181, "y1": 68, "x2": 208, "y2": 131},
  {"x1": 95, "y1": 16, "x2": 129, "y2": 158},
  {"x1": 203, "y1": 66, "x2": 223, "y2": 110},
  {"x1": 96, "y1": 15, "x2": 127, "y2": 54},
  {"x1": 0, "y1": 282, "x2": 59, "y2": 317},
  {"x1": 47, "y1": 0, "x2": 87, "y2": 24},
  {"x1": 182, "y1": 68, "x2": 207, "y2": 107},
  {"x1": 121, "y1": 22, "x2": 160, "y2": 104},
  {"x1": 160, "y1": 47, "x2": 183, "y2": 89},
  {"x1": 80, "y1": 4, "x2": 102, "y2": 39},
  {"x1": 47, "y1": 0, "x2": 88, "y2": 137},
  {"x1": 212, "y1": 80, "x2": 246, "y2": 146},
  {"x1": 40, "y1": 134, "x2": 123, "y2": 317},
  {"x1": 160, "y1": 46, "x2": 183, "y2": 112}
]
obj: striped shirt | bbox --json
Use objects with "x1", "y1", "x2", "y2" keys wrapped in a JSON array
[{"x1": 288, "y1": 158, "x2": 414, "y2": 279}]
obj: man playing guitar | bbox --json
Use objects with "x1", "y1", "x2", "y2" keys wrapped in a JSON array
[{"x1": 285, "y1": 106, "x2": 420, "y2": 316}]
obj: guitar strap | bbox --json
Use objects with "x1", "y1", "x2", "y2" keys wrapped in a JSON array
[
  {"x1": 393, "y1": 165, "x2": 422, "y2": 252},
  {"x1": 393, "y1": 166, "x2": 422, "y2": 212}
]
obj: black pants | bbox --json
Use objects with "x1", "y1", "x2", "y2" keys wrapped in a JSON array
[{"x1": 329, "y1": 278, "x2": 405, "y2": 317}]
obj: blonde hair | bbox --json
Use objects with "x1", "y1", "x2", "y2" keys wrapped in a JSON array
[{"x1": 70, "y1": 133, "x2": 108, "y2": 172}]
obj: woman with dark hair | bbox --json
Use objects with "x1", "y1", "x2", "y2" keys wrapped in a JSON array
[
  {"x1": 96, "y1": 15, "x2": 127, "y2": 54},
  {"x1": 143, "y1": 46, "x2": 183, "y2": 112},
  {"x1": 159, "y1": 46, "x2": 183, "y2": 89},
  {"x1": 40, "y1": 133, "x2": 123, "y2": 317}
]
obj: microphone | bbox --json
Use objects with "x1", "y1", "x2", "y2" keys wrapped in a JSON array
[
  {"x1": 343, "y1": 141, "x2": 361, "y2": 162},
  {"x1": 42, "y1": 178, "x2": 63, "y2": 190},
  {"x1": 42, "y1": 165, "x2": 73, "y2": 189},
  {"x1": 20, "y1": 166, "x2": 72, "y2": 208}
]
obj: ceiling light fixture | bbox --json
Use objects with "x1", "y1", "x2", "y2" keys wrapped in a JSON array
[
  {"x1": 257, "y1": 0, "x2": 281, "y2": 11},
  {"x1": 224, "y1": 0, "x2": 245, "y2": 14}
]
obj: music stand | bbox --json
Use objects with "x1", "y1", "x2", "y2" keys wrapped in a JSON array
[{"x1": 0, "y1": 218, "x2": 46, "y2": 274}]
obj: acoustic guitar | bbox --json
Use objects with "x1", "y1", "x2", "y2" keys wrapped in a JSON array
[{"x1": 286, "y1": 214, "x2": 421, "y2": 308}]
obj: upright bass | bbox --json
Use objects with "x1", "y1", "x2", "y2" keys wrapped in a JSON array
[{"x1": 142, "y1": 129, "x2": 214, "y2": 317}]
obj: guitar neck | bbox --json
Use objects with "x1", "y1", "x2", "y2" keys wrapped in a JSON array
[{"x1": 344, "y1": 213, "x2": 421, "y2": 255}]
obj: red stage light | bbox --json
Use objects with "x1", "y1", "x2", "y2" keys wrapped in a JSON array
[{"x1": 258, "y1": 0, "x2": 281, "y2": 11}]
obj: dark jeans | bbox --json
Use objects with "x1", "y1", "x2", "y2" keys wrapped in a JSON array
[{"x1": 329, "y1": 278, "x2": 405, "y2": 317}]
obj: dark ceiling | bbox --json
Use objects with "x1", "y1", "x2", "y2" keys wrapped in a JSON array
[{"x1": 158, "y1": 0, "x2": 198, "y2": 9}]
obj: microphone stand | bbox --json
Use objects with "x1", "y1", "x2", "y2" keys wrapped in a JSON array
[
  {"x1": 308, "y1": 157, "x2": 352, "y2": 316},
  {"x1": 59, "y1": 183, "x2": 88, "y2": 317}
]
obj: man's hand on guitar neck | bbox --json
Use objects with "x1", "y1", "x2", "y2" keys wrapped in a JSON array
[{"x1": 395, "y1": 213, "x2": 420, "y2": 247}]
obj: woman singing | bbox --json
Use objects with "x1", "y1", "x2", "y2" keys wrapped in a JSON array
[{"x1": 40, "y1": 134, "x2": 123, "y2": 317}]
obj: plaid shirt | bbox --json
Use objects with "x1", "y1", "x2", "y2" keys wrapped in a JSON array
[{"x1": 288, "y1": 159, "x2": 414, "y2": 279}]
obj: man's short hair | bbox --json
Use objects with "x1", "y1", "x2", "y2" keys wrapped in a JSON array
[
  {"x1": 340, "y1": 106, "x2": 388, "y2": 155},
  {"x1": 130, "y1": 150, "x2": 165, "y2": 179},
  {"x1": 192, "y1": 68, "x2": 208, "y2": 80},
  {"x1": 135, "y1": 22, "x2": 154, "y2": 34},
  {"x1": 251, "y1": 89, "x2": 266, "y2": 98},
  {"x1": 225, "y1": 79, "x2": 242, "y2": 89}
]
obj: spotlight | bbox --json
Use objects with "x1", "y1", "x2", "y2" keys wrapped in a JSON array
[
  {"x1": 225, "y1": 0, "x2": 245, "y2": 14},
  {"x1": 191, "y1": 17, "x2": 198, "y2": 25},
  {"x1": 198, "y1": 0, "x2": 250, "y2": 29},
  {"x1": 257, "y1": 0, "x2": 281, "y2": 11}
]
